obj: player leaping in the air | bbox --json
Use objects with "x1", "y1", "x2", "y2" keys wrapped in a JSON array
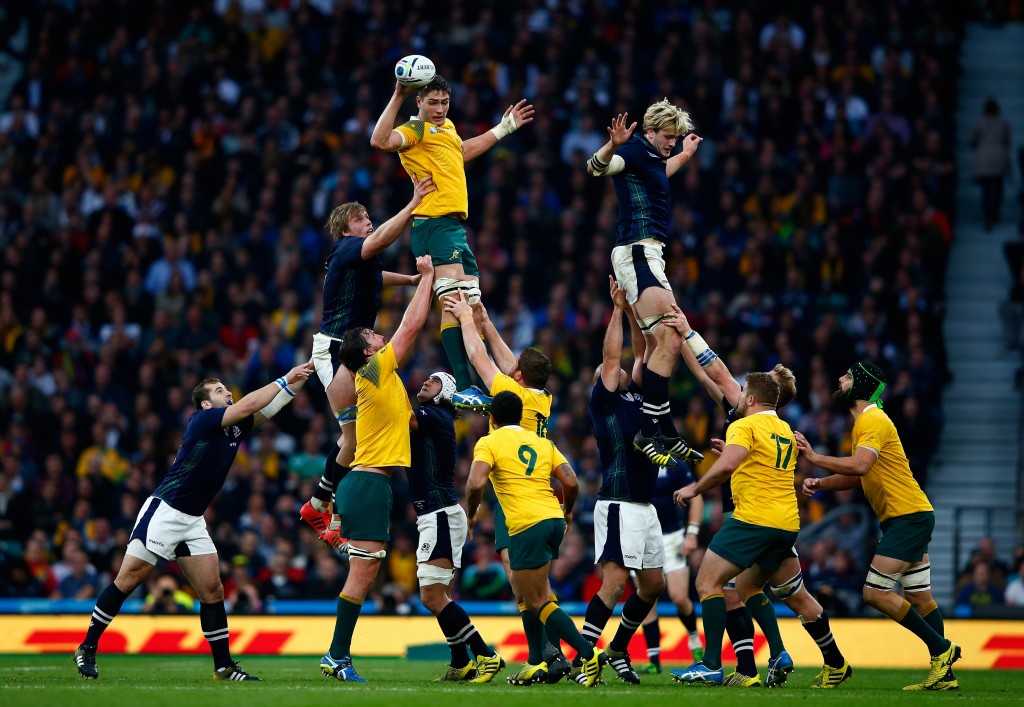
[
  {"x1": 587, "y1": 101, "x2": 703, "y2": 470},
  {"x1": 371, "y1": 75, "x2": 533, "y2": 399},
  {"x1": 301, "y1": 176, "x2": 434, "y2": 547}
]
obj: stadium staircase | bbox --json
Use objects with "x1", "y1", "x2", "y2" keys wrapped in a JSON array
[{"x1": 931, "y1": 22, "x2": 1024, "y2": 607}]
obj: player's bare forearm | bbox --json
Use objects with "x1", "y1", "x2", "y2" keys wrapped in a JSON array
[
  {"x1": 230, "y1": 361, "x2": 313, "y2": 427},
  {"x1": 466, "y1": 462, "x2": 491, "y2": 520},
  {"x1": 807, "y1": 452, "x2": 873, "y2": 477},
  {"x1": 601, "y1": 306, "x2": 624, "y2": 387},
  {"x1": 457, "y1": 309, "x2": 499, "y2": 388},
  {"x1": 553, "y1": 463, "x2": 579, "y2": 517},
  {"x1": 665, "y1": 135, "x2": 701, "y2": 178},
  {"x1": 686, "y1": 493, "x2": 704, "y2": 525},
  {"x1": 481, "y1": 315, "x2": 516, "y2": 373},
  {"x1": 462, "y1": 132, "x2": 498, "y2": 162},
  {"x1": 694, "y1": 445, "x2": 746, "y2": 495},
  {"x1": 369, "y1": 90, "x2": 407, "y2": 151},
  {"x1": 819, "y1": 474, "x2": 862, "y2": 491},
  {"x1": 391, "y1": 261, "x2": 434, "y2": 361},
  {"x1": 679, "y1": 334, "x2": 724, "y2": 404},
  {"x1": 382, "y1": 271, "x2": 416, "y2": 286}
]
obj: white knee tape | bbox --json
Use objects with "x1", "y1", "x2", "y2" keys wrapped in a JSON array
[
  {"x1": 434, "y1": 278, "x2": 482, "y2": 305},
  {"x1": 639, "y1": 313, "x2": 665, "y2": 333},
  {"x1": 770, "y1": 572, "x2": 805, "y2": 601},
  {"x1": 347, "y1": 544, "x2": 387, "y2": 561},
  {"x1": 865, "y1": 564, "x2": 902, "y2": 592},
  {"x1": 900, "y1": 563, "x2": 931, "y2": 593},
  {"x1": 417, "y1": 563, "x2": 455, "y2": 586}
]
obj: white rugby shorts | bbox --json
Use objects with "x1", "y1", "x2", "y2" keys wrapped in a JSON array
[
  {"x1": 594, "y1": 499, "x2": 665, "y2": 570},
  {"x1": 611, "y1": 242, "x2": 671, "y2": 305},
  {"x1": 662, "y1": 528, "x2": 689, "y2": 574},
  {"x1": 126, "y1": 496, "x2": 216, "y2": 563},
  {"x1": 311, "y1": 332, "x2": 357, "y2": 425},
  {"x1": 415, "y1": 504, "x2": 467, "y2": 585}
]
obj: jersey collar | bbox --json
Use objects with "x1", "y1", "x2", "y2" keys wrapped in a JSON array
[{"x1": 750, "y1": 409, "x2": 779, "y2": 417}]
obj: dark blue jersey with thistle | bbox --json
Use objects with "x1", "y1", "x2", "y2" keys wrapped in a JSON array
[
  {"x1": 153, "y1": 408, "x2": 254, "y2": 516},
  {"x1": 611, "y1": 134, "x2": 671, "y2": 246},
  {"x1": 319, "y1": 237, "x2": 383, "y2": 338},
  {"x1": 409, "y1": 404, "x2": 459, "y2": 515},
  {"x1": 652, "y1": 463, "x2": 696, "y2": 533},
  {"x1": 589, "y1": 382, "x2": 657, "y2": 503}
]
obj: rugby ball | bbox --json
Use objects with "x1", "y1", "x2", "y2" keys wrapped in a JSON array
[{"x1": 395, "y1": 55, "x2": 436, "y2": 88}]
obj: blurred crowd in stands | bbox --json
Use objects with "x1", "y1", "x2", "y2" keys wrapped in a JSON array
[{"x1": 0, "y1": 0, "x2": 984, "y2": 615}]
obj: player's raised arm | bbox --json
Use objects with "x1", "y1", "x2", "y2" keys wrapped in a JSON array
[
  {"x1": 227, "y1": 360, "x2": 315, "y2": 428},
  {"x1": 601, "y1": 276, "x2": 627, "y2": 392},
  {"x1": 478, "y1": 304, "x2": 517, "y2": 374},
  {"x1": 369, "y1": 82, "x2": 419, "y2": 152},
  {"x1": 587, "y1": 113, "x2": 635, "y2": 177},
  {"x1": 444, "y1": 290, "x2": 501, "y2": 389},
  {"x1": 361, "y1": 176, "x2": 434, "y2": 259},
  {"x1": 665, "y1": 133, "x2": 702, "y2": 178},
  {"x1": 390, "y1": 257, "x2": 435, "y2": 362},
  {"x1": 461, "y1": 99, "x2": 535, "y2": 162},
  {"x1": 664, "y1": 305, "x2": 740, "y2": 407}
]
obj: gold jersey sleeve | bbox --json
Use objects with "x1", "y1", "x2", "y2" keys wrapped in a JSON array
[
  {"x1": 727, "y1": 411, "x2": 800, "y2": 532},
  {"x1": 473, "y1": 426, "x2": 566, "y2": 535},
  {"x1": 488, "y1": 372, "x2": 552, "y2": 437},
  {"x1": 395, "y1": 118, "x2": 469, "y2": 220},
  {"x1": 853, "y1": 406, "x2": 933, "y2": 522},
  {"x1": 351, "y1": 343, "x2": 413, "y2": 469}
]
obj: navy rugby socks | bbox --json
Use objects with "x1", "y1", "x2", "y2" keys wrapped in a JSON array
[{"x1": 84, "y1": 583, "x2": 129, "y2": 646}]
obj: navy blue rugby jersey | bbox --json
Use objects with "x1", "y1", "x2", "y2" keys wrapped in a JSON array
[
  {"x1": 320, "y1": 237, "x2": 382, "y2": 338},
  {"x1": 153, "y1": 408, "x2": 254, "y2": 516},
  {"x1": 589, "y1": 381, "x2": 658, "y2": 504},
  {"x1": 611, "y1": 134, "x2": 671, "y2": 247},
  {"x1": 651, "y1": 463, "x2": 697, "y2": 533},
  {"x1": 409, "y1": 404, "x2": 459, "y2": 515}
]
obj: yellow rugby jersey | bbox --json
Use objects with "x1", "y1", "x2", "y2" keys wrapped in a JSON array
[
  {"x1": 489, "y1": 372, "x2": 552, "y2": 437},
  {"x1": 473, "y1": 426, "x2": 567, "y2": 535},
  {"x1": 396, "y1": 118, "x2": 468, "y2": 220},
  {"x1": 351, "y1": 343, "x2": 412, "y2": 469},
  {"x1": 852, "y1": 405, "x2": 933, "y2": 522},
  {"x1": 727, "y1": 410, "x2": 800, "y2": 532}
]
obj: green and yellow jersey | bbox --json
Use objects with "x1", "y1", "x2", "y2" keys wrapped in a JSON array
[
  {"x1": 488, "y1": 372, "x2": 551, "y2": 438},
  {"x1": 395, "y1": 118, "x2": 468, "y2": 220},
  {"x1": 473, "y1": 426, "x2": 567, "y2": 535},
  {"x1": 852, "y1": 405, "x2": 933, "y2": 523},
  {"x1": 351, "y1": 343, "x2": 412, "y2": 469},
  {"x1": 726, "y1": 410, "x2": 800, "y2": 532}
]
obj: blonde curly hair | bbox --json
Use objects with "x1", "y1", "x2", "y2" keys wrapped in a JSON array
[{"x1": 643, "y1": 98, "x2": 694, "y2": 136}]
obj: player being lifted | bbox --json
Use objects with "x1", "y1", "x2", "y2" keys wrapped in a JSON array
[
  {"x1": 796, "y1": 363, "x2": 960, "y2": 691},
  {"x1": 301, "y1": 176, "x2": 434, "y2": 546},
  {"x1": 670, "y1": 307, "x2": 846, "y2": 686},
  {"x1": 587, "y1": 100, "x2": 703, "y2": 470},
  {"x1": 319, "y1": 256, "x2": 434, "y2": 683},
  {"x1": 672, "y1": 372, "x2": 851, "y2": 689},
  {"x1": 467, "y1": 391, "x2": 605, "y2": 687},
  {"x1": 75, "y1": 361, "x2": 315, "y2": 681},
  {"x1": 371, "y1": 75, "x2": 533, "y2": 397},
  {"x1": 408, "y1": 371, "x2": 504, "y2": 683}
]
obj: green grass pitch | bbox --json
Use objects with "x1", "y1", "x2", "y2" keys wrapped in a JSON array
[{"x1": 2, "y1": 656, "x2": 1022, "y2": 706}]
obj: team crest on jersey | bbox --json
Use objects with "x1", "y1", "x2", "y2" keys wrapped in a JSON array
[
  {"x1": 429, "y1": 126, "x2": 442, "y2": 134},
  {"x1": 450, "y1": 249, "x2": 459, "y2": 260},
  {"x1": 223, "y1": 426, "x2": 242, "y2": 446}
]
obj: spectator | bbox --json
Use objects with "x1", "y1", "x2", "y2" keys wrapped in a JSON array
[
  {"x1": 141, "y1": 573, "x2": 194, "y2": 614},
  {"x1": 1006, "y1": 556, "x2": 1024, "y2": 607},
  {"x1": 956, "y1": 562, "x2": 1004, "y2": 608},
  {"x1": 970, "y1": 98, "x2": 1012, "y2": 231},
  {"x1": 52, "y1": 548, "x2": 101, "y2": 600}
]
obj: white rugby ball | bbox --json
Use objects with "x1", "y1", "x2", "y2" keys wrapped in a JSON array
[{"x1": 394, "y1": 55, "x2": 436, "y2": 88}]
